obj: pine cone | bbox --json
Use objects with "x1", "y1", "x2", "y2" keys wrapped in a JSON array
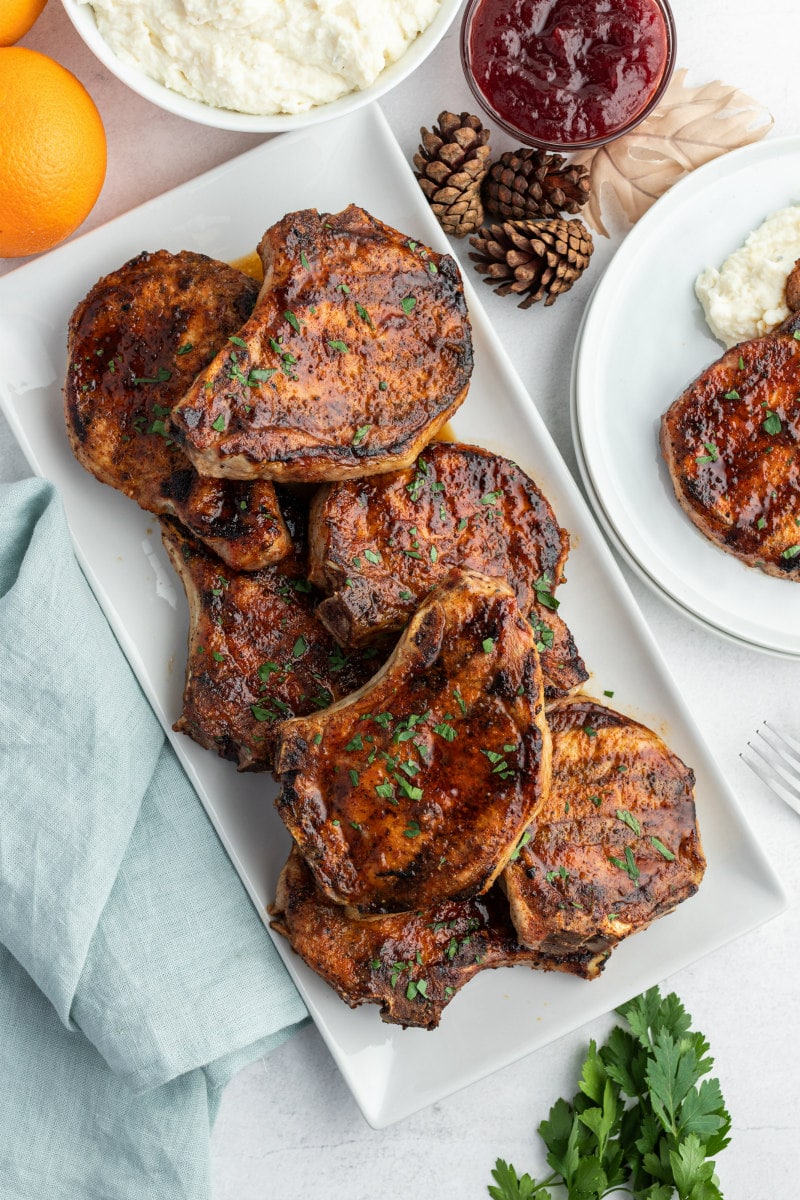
[
  {"x1": 413, "y1": 111, "x2": 491, "y2": 238},
  {"x1": 469, "y1": 219, "x2": 594, "y2": 309},
  {"x1": 483, "y1": 148, "x2": 591, "y2": 222}
]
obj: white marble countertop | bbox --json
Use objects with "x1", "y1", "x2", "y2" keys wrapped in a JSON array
[{"x1": 3, "y1": 1, "x2": 799, "y2": 1195}]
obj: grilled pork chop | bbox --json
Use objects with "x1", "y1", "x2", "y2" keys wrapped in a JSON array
[
  {"x1": 274, "y1": 570, "x2": 551, "y2": 916},
  {"x1": 270, "y1": 846, "x2": 598, "y2": 1030},
  {"x1": 160, "y1": 517, "x2": 380, "y2": 771},
  {"x1": 660, "y1": 327, "x2": 800, "y2": 578},
  {"x1": 504, "y1": 697, "x2": 705, "y2": 973},
  {"x1": 65, "y1": 250, "x2": 291, "y2": 571},
  {"x1": 168, "y1": 206, "x2": 473, "y2": 482},
  {"x1": 308, "y1": 441, "x2": 587, "y2": 695}
]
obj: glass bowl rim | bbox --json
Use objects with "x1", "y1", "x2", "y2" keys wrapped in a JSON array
[{"x1": 460, "y1": 0, "x2": 678, "y2": 153}]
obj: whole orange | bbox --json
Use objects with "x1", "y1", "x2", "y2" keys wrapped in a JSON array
[
  {"x1": 0, "y1": 48, "x2": 107, "y2": 258},
  {"x1": 0, "y1": 0, "x2": 48, "y2": 46}
]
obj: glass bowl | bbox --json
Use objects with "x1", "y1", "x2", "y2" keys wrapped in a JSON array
[{"x1": 460, "y1": 0, "x2": 677, "y2": 153}]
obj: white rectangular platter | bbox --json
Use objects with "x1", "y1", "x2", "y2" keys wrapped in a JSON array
[{"x1": 0, "y1": 104, "x2": 786, "y2": 1128}]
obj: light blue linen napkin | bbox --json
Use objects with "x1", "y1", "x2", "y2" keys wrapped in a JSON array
[{"x1": 0, "y1": 478, "x2": 308, "y2": 1199}]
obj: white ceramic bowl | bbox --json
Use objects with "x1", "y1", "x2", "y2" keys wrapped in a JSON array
[{"x1": 61, "y1": 0, "x2": 463, "y2": 131}]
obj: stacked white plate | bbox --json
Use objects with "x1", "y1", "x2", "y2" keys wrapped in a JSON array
[{"x1": 571, "y1": 135, "x2": 800, "y2": 659}]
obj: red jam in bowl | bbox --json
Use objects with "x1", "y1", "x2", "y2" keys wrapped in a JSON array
[{"x1": 465, "y1": 0, "x2": 673, "y2": 148}]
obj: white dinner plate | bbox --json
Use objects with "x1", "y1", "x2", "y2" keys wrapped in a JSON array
[
  {"x1": 0, "y1": 105, "x2": 787, "y2": 1127},
  {"x1": 570, "y1": 303, "x2": 798, "y2": 658},
  {"x1": 574, "y1": 135, "x2": 800, "y2": 658}
]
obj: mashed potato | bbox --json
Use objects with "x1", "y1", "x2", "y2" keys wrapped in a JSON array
[
  {"x1": 83, "y1": 0, "x2": 441, "y2": 115},
  {"x1": 695, "y1": 205, "x2": 800, "y2": 348}
]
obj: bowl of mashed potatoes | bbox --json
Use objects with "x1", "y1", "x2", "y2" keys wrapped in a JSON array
[{"x1": 62, "y1": 0, "x2": 462, "y2": 130}]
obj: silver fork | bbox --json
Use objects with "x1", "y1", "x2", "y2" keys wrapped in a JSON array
[{"x1": 741, "y1": 722, "x2": 800, "y2": 817}]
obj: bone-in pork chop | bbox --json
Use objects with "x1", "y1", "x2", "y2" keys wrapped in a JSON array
[
  {"x1": 274, "y1": 570, "x2": 551, "y2": 917},
  {"x1": 160, "y1": 517, "x2": 381, "y2": 772},
  {"x1": 660, "y1": 327, "x2": 800, "y2": 579},
  {"x1": 168, "y1": 206, "x2": 473, "y2": 482},
  {"x1": 270, "y1": 846, "x2": 600, "y2": 1030},
  {"x1": 503, "y1": 697, "x2": 705, "y2": 974},
  {"x1": 65, "y1": 250, "x2": 291, "y2": 570},
  {"x1": 308, "y1": 441, "x2": 587, "y2": 695}
]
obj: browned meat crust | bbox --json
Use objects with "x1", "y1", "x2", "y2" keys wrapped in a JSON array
[
  {"x1": 270, "y1": 846, "x2": 602, "y2": 1030},
  {"x1": 64, "y1": 250, "x2": 292, "y2": 571},
  {"x1": 307, "y1": 441, "x2": 587, "y2": 696},
  {"x1": 503, "y1": 697, "x2": 705, "y2": 973},
  {"x1": 168, "y1": 206, "x2": 473, "y2": 482},
  {"x1": 160, "y1": 517, "x2": 382, "y2": 771},
  {"x1": 274, "y1": 570, "x2": 551, "y2": 916},
  {"x1": 660, "y1": 331, "x2": 800, "y2": 579}
]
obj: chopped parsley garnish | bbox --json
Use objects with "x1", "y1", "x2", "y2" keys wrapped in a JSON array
[
  {"x1": 176, "y1": 343, "x2": 193, "y2": 355},
  {"x1": 453, "y1": 687, "x2": 467, "y2": 715},
  {"x1": 533, "y1": 573, "x2": 559, "y2": 611},
  {"x1": 375, "y1": 781, "x2": 395, "y2": 800},
  {"x1": 300, "y1": 252, "x2": 309, "y2": 269},
  {"x1": 284, "y1": 310, "x2": 302, "y2": 334},
  {"x1": 348, "y1": 769, "x2": 359, "y2": 786},
  {"x1": 345, "y1": 734, "x2": 364, "y2": 752},
  {"x1": 583, "y1": 725, "x2": 597, "y2": 737},
  {"x1": 364, "y1": 549, "x2": 381, "y2": 565},
  {"x1": 291, "y1": 635, "x2": 308, "y2": 659},
  {"x1": 211, "y1": 414, "x2": 226, "y2": 432},
  {"x1": 403, "y1": 820, "x2": 421, "y2": 839},
  {"x1": 509, "y1": 831, "x2": 532, "y2": 861},
  {"x1": 327, "y1": 340, "x2": 349, "y2": 354},
  {"x1": 609, "y1": 846, "x2": 640, "y2": 882},
  {"x1": 481, "y1": 489, "x2": 503, "y2": 506},
  {"x1": 724, "y1": 389, "x2": 740, "y2": 400},
  {"x1": 433, "y1": 722, "x2": 457, "y2": 742},
  {"x1": 781, "y1": 544, "x2": 800, "y2": 559},
  {"x1": 393, "y1": 773, "x2": 423, "y2": 801},
  {"x1": 482, "y1": 637, "x2": 495, "y2": 653},
  {"x1": 650, "y1": 836, "x2": 676, "y2": 860},
  {"x1": 229, "y1": 336, "x2": 247, "y2": 348},
  {"x1": 695, "y1": 441, "x2": 719, "y2": 464},
  {"x1": 616, "y1": 808, "x2": 641, "y2": 836},
  {"x1": 355, "y1": 302, "x2": 374, "y2": 329},
  {"x1": 400, "y1": 295, "x2": 416, "y2": 315},
  {"x1": 757, "y1": 516, "x2": 767, "y2": 530},
  {"x1": 763, "y1": 410, "x2": 782, "y2": 435},
  {"x1": 132, "y1": 367, "x2": 171, "y2": 385},
  {"x1": 351, "y1": 423, "x2": 371, "y2": 446}
]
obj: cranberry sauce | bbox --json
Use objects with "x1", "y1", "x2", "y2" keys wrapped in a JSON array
[{"x1": 468, "y1": 0, "x2": 671, "y2": 147}]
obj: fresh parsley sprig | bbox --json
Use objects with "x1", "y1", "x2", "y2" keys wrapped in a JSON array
[{"x1": 488, "y1": 986, "x2": 731, "y2": 1200}]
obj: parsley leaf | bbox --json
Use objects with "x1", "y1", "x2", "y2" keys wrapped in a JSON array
[{"x1": 487, "y1": 986, "x2": 731, "y2": 1200}]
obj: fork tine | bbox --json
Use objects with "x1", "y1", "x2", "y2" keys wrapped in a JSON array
[
  {"x1": 741, "y1": 739, "x2": 800, "y2": 817},
  {"x1": 746, "y1": 738, "x2": 800, "y2": 795},
  {"x1": 761, "y1": 721, "x2": 800, "y2": 769}
]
